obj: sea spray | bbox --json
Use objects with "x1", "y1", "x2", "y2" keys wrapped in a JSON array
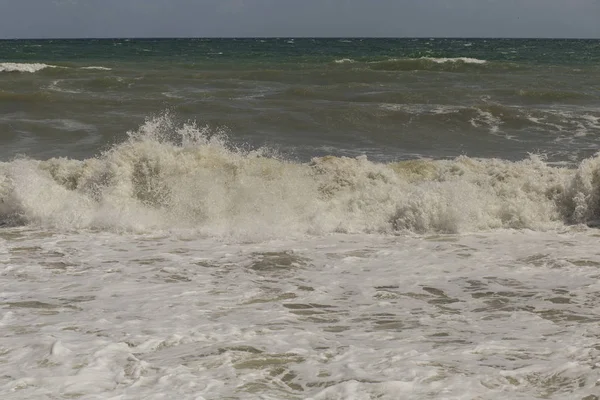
[{"x1": 2, "y1": 114, "x2": 600, "y2": 236}]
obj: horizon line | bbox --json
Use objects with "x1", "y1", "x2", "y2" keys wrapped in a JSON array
[{"x1": 1, "y1": 36, "x2": 599, "y2": 41}]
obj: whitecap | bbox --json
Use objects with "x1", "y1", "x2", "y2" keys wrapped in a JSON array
[
  {"x1": 80, "y1": 66, "x2": 112, "y2": 71},
  {"x1": 2, "y1": 112, "x2": 600, "y2": 236},
  {"x1": 469, "y1": 108, "x2": 503, "y2": 134},
  {"x1": 0, "y1": 62, "x2": 56, "y2": 73},
  {"x1": 334, "y1": 58, "x2": 356, "y2": 64},
  {"x1": 46, "y1": 79, "x2": 82, "y2": 94},
  {"x1": 421, "y1": 57, "x2": 487, "y2": 64}
]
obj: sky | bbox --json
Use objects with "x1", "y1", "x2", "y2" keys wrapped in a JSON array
[{"x1": 0, "y1": 0, "x2": 599, "y2": 39}]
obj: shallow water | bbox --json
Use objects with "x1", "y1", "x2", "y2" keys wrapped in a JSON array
[{"x1": 1, "y1": 228, "x2": 600, "y2": 399}]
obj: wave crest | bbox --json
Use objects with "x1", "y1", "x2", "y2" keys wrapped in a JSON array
[
  {"x1": 0, "y1": 63, "x2": 56, "y2": 73},
  {"x1": 334, "y1": 58, "x2": 356, "y2": 64},
  {"x1": 422, "y1": 57, "x2": 487, "y2": 64},
  {"x1": 80, "y1": 66, "x2": 112, "y2": 71},
  {"x1": 1, "y1": 114, "x2": 599, "y2": 236},
  {"x1": 368, "y1": 57, "x2": 491, "y2": 72}
]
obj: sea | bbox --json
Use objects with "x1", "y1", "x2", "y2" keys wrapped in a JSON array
[{"x1": 1, "y1": 38, "x2": 600, "y2": 399}]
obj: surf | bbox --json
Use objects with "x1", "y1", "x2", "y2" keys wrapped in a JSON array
[
  {"x1": 0, "y1": 62, "x2": 56, "y2": 73},
  {"x1": 1, "y1": 113, "x2": 600, "y2": 237}
]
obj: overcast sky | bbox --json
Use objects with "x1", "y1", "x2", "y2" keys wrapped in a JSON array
[{"x1": 1, "y1": 0, "x2": 598, "y2": 39}]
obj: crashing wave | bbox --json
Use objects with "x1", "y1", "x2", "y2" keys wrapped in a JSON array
[
  {"x1": 367, "y1": 57, "x2": 490, "y2": 72},
  {"x1": 0, "y1": 63, "x2": 56, "y2": 73},
  {"x1": 1, "y1": 113, "x2": 599, "y2": 236}
]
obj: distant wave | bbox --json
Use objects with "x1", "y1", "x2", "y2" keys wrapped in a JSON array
[
  {"x1": 2, "y1": 113, "x2": 600, "y2": 235},
  {"x1": 379, "y1": 103, "x2": 462, "y2": 115},
  {"x1": 0, "y1": 63, "x2": 114, "y2": 75},
  {"x1": 0, "y1": 62, "x2": 56, "y2": 73},
  {"x1": 80, "y1": 66, "x2": 112, "y2": 71},
  {"x1": 367, "y1": 57, "x2": 490, "y2": 72},
  {"x1": 421, "y1": 57, "x2": 487, "y2": 64},
  {"x1": 334, "y1": 58, "x2": 356, "y2": 64},
  {"x1": 333, "y1": 57, "x2": 487, "y2": 67}
]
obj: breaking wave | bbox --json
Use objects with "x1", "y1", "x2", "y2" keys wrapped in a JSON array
[
  {"x1": 80, "y1": 66, "x2": 112, "y2": 71},
  {"x1": 334, "y1": 58, "x2": 356, "y2": 64},
  {"x1": 422, "y1": 57, "x2": 487, "y2": 64},
  {"x1": 1, "y1": 114, "x2": 600, "y2": 236},
  {"x1": 0, "y1": 63, "x2": 111, "y2": 74},
  {"x1": 329, "y1": 57, "x2": 493, "y2": 71},
  {"x1": 367, "y1": 57, "x2": 500, "y2": 72},
  {"x1": 0, "y1": 62, "x2": 56, "y2": 73}
]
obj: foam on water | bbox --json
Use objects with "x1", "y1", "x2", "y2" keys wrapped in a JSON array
[
  {"x1": 1, "y1": 39, "x2": 600, "y2": 398},
  {"x1": 2, "y1": 114, "x2": 600, "y2": 236},
  {"x1": 80, "y1": 66, "x2": 112, "y2": 71},
  {"x1": 470, "y1": 108, "x2": 503, "y2": 135},
  {"x1": 367, "y1": 57, "x2": 491, "y2": 72},
  {"x1": 0, "y1": 63, "x2": 56, "y2": 73},
  {"x1": 333, "y1": 58, "x2": 356, "y2": 64},
  {"x1": 379, "y1": 103, "x2": 462, "y2": 115},
  {"x1": 421, "y1": 57, "x2": 487, "y2": 64},
  {"x1": 45, "y1": 79, "x2": 82, "y2": 94},
  {"x1": 0, "y1": 63, "x2": 111, "y2": 74},
  {"x1": 1, "y1": 227, "x2": 600, "y2": 399}
]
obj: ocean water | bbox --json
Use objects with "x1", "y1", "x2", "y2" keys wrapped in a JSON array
[{"x1": 1, "y1": 38, "x2": 600, "y2": 399}]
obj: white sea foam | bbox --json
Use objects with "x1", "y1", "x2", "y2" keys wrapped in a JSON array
[
  {"x1": 421, "y1": 57, "x2": 487, "y2": 64},
  {"x1": 46, "y1": 79, "x2": 82, "y2": 94},
  {"x1": 1, "y1": 113, "x2": 600, "y2": 236},
  {"x1": 366, "y1": 57, "x2": 488, "y2": 70},
  {"x1": 538, "y1": 109, "x2": 600, "y2": 138},
  {"x1": 334, "y1": 58, "x2": 356, "y2": 64},
  {"x1": 161, "y1": 91, "x2": 184, "y2": 99},
  {"x1": 579, "y1": 114, "x2": 600, "y2": 135},
  {"x1": 1, "y1": 226, "x2": 600, "y2": 399},
  {"x1": 0, "y1": 62, "x2": 56, "y2": 73},
  {"x1": 80, "y1": 66, "x2": 112, "y2": 71},
  {"x1": 470, "y1": 108, "x2": 503, "y2": 135},
  {"x1": 379, "y1": 103, "x2": 462, "y2": 115}
]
